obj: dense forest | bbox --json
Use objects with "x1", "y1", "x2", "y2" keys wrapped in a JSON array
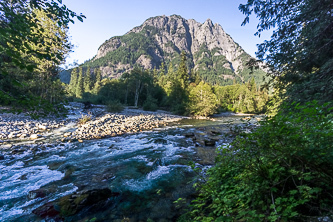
[{"x1": 66, "y1": 51, "x2": 269, "y2": 116}]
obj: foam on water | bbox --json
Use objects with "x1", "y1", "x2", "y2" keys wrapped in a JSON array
[
  {"x1": 0, "y1": 122, "x2": 225, "y2": 220},
  {"x1": 0, "y1": 183, "x2": 78, "y2": 221},
  {"x1": 0, "y1": 164, "x2": 64, "y2": 201},
  {"x1": 123, "y1": 166, "x2": 171, "y2": 191},
  {"x1": 146, "y1": 166, "x2": 170, "y2": 180}
]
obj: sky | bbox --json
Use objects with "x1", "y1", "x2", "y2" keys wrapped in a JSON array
[{"x1": 62, "y1": 0, "x2": 272, "y2": 68}]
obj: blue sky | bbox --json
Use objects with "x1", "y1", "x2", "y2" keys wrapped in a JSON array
[{"x1": 63, "y1": 0, "x2": 271, "y2": 67}]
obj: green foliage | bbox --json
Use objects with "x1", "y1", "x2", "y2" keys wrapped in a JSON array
[
  {"x1": 186, "y1": 1, "x2": 333, "y2": 221},
  {"x1": 189, "y1": 101, "x2": 333, "y2": 221},
  {"x1": 188, "y1": 81, "x2": 218, "y2": 117},
  {"x1": 214, "y1": 82, "x2": 268, "y2": 113},
  {"x1": 177, "y1": 51, "x2": 189, "y2": 89},
  {"x1": 66, "y1": 51, "x2": 269, "y2": 117},
  {"x1": 143, "y1": 95, "x2": 158, "y2": 111},
  {"x1": 93, "y1": 68, "x2": 102, "y2": 94},
  {"x1": 106, "y1": 100, "x2": 124, "y2": 113},
  {"x1": 0, "y1": 0, "x2": 84, "y2": 114},
  {"x1": 85, "y1": 31, "x2": 160, "y2": 68},
  {"x1": 68, "y1": 67, "x2": 78, "y2": 96},
  {"x1": 167, "y1": 79, "x2": 189, "y2": 115},
  {"x1": 84, "y1": 67, "x2": 92, "y2": 92},
  {"x1": 240, "y1": 0, "x2": 333, "y2": 104},
  {"x1": 75, "y1": 67, "x2": 84, "y2": 98}
]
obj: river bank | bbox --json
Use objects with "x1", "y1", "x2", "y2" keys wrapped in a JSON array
[{"x1": 0, "y1": 103, "x2": 184, "y2": 145}]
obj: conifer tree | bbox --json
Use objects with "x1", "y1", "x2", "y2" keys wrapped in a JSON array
[
  {"x1": 177, "y1": 51, "x2": 189, "y2": 89},
  {"x1": 93, "y1": 68, "x2": 102, "y2": 93},
  {"x1": 159, "y1": 62, "x2": 166, "y2": 77},
  {"x1": 152, "y1": 67, "x2": 158, "y2": 84},
  {"x1": 166, "y1": 62, "x2": 175, "y2": 81},
  {"x1": 84, "y1": 66, "x2": 92, "y2": 92},
  {"x1": 76, "y1": 67, "x2": 84, "y2": 98},
  {"x1": 248, "y1": 77, "x2": 256, "y2": 93},
  {"x1": 68, "y1": 67, "x2": 78, "y2": 96},
  {"x1": 158, "y1": 62, "x2": 166, "y2": 86}
]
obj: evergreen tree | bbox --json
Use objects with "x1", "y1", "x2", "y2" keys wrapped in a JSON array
[
  {"x1": 166, "y1": 62, "x2": 175, "y2": 81},
  {"x1": 190, "y1": 68, "x2": 202, "y2": 85},
  {"x1": 159, "y1": 62, "x2": 166, "y2": 77},
  {"x1": 76, "y1": 67, "x2": 83, "y2": 98},
  {"x1": 68, "y1": 67, "x2": 78, "y2": 96},
  {"x1": 93, "y1": 68, "x2": 102, "y2": 93},
  {"x1": 84, "y1": 66, "x2": 92, "y2": 92},
  {"x1": 157, "y1": 62, "x2": 166, "y2": 86},
  {"x1": 177, "y1": 51, "x2": 189, "y2": 89},
  {"x1": 151, "y1": 67, "x2": 157, "y2": 80},
  {"x1": 248, "y1": 77, "x2": 256, "y2": 93}
]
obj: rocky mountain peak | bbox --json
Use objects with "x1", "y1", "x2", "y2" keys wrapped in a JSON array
[{"x1": 87, "y1": 15, "x2": 266, "y2": 86}]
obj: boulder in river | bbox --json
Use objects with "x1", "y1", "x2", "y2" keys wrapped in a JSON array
[
  {"x1": 28, "y1": 189, "x2": 48, "y2": 199},
  {"x1": 204, "y1": 139, "x2": 217, "y2": 146},
  {"x1": 33, "y1": 188, "x2": 117, "y2": 219},
  {"x1": 32, "y1": 202, "x2": 60, "y2": 219}
]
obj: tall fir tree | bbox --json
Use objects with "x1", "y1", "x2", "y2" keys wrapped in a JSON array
[
  {"x1": 76, "y1": 67, "x2": 84, "y2": 98},
  {"x1": 68, "y1": 67, "x2": 78, "y2": 96},
  {"x1": 159, "y1": 62, "x2": 166, "y2": 76},
  {"x1": 84, "y1": 66, "x2": 92, "y2": 92},
  {"x1": 166, "y1": 62, "x2": 175, "y2": 81},
  {"x1": 93, "y1": 68, "x2": 102, "y2": 93},
  {"x1": 177, "y1": 51, "x2": 189, "y2": 89}
]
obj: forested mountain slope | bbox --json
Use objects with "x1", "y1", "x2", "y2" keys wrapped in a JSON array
[{"x1": 82, "y1": 15, "x2": 266, "y2": 86}]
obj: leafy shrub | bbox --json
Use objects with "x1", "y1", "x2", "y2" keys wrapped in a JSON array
[
  {"x1": 106, "y1": 100, "x2": 124, "y2": 113},
  {"x1": 143, "y1": 95, "x2": 158, "y2": 111},
  {"x1": 189, "y1": 101, "x2": 333, "y2": 221}
]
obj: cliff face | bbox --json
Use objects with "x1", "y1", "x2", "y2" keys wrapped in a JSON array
[{"x1": 85, "y1": 15, "x2": 266, "y2": 85}]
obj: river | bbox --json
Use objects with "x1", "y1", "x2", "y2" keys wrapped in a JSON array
[{"x1": 0, "y1": 115, "x2": 255, "y2": 221}]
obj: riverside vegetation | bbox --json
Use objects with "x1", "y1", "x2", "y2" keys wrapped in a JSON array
[
  {"x1": 177, "y1": 0, "x2": 333, "y2": 221},
  {"x1": 66, "y1": 51, "x2": 269, "y2": 117},
  {"x1": 1, "y1": 0, "x2": 332, "y2": 221}
]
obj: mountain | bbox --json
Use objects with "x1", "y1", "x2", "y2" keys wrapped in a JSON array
[{"x1": 82, "y1": 15, "x2": 266, "y2": 86}]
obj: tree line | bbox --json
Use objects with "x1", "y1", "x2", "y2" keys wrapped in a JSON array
[{"x1": 67, "y1": 51, "x2": 269, "y2": 116}]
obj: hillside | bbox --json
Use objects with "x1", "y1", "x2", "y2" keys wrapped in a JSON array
[{"x1": 82, "y1": 15, "x2": 267, "y2": 86}]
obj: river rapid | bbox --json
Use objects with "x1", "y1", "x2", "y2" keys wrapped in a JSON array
[{"x1": 0, "y1": 112, "x2": 256, "y2": 221}]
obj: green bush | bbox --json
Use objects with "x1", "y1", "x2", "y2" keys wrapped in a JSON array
[
  {"x1": 189, "y1": 101, "x2": 333, "y2": 221},
  {"x1": 106, "y1": 100, "x2": 124, "y2": 113},
  {"x1": 143, "y1": 95, "x2": 158, "y2": 111}
]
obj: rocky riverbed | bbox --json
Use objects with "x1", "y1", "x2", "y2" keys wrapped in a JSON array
[
  {"x1": 0, "y1": 103, "x2": 184, "y2": 144},
  {"x1": 0, "y1": 113, "x2": 68, "y2": 142}
]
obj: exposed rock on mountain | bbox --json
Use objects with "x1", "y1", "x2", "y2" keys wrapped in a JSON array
[{"x1": 83, "y1": 15, "x2": 266, "y2": 86}]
